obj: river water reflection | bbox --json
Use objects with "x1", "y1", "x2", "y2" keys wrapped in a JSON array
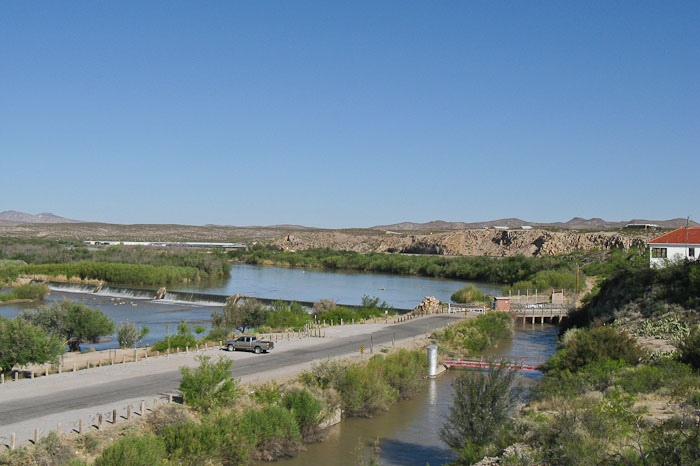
[
  {"x1": 169, "y1": 264, "x2": 503, "y2": 309},
  {"x1": 271, "y1": 324, "x2": 558, "y2": 466}
]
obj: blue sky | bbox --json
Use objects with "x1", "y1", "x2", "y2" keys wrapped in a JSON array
[{"x1": 1, "y1": 1, "x2": 698, "y2": 227}]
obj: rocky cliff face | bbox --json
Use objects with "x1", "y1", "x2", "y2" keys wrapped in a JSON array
[{"x1": 273, "y1": 229, "x2": 649, "y2": 257}]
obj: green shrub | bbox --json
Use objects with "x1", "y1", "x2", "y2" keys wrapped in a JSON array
[
  {"x1": 0, "y1": 283, "x2": 49, "y2": 302},
  {"x1": 264, "y1": 302, "x2": 312, "y2": 330},
  {"x1": 282, "y1": 388, "x2": 325, "y2": 441},
  {"x1": 161, "y1": 414, "x2": 250, "y2": 466},
  {"x1": 616, "y1": 358, "x2": 693, "y2": 393},
  {"x1": 179, "y1": 355, "x2": 241, "y2": 412},
  {"x1": 146, "y1": 404, "x2": 191, "y2": 435},
  {"x1": 544, "y1": 325, "x2": 645, "y2": 373},
  {"x1": 370, "y1": 348, "x2": 427, "y2": 399},
  {"x1": 239, "y1": 406, "x2": 302, "y2": 460},
  {"x1": 32, "y1": 430, "x2": 75, "y2": 466},
  {"x1": 116, "y1": 322, "x2": 149, "y2": 349},
  {"x1": 299, "y1": 359, "x2": 347, "y2": 390},
  {"x1": 677, "y1": 325, "x2": 700, "y2": 370},
  {"x1": 441, "y1": 363, "x2": 519, "y2": 463},
  {"x1": 95, "y1": 434, "x2": 167, "y2": 466},
  {"x1": 251, "y1": 382, "x2": 282, "y2": 406},
  {"x1": 335, "y1": 364, "x2": 397, "y2": 417},
  {"x1": 203, "y1": 326, "x2": 231, "y2": 342},
  {"x1": 437, "y1": 311, "x2": 513, "y2": 355},
  {"x1": 151, "y1": 321, "x2": 197, "y2": 352},
  {"x1": 451, "y1": 285, "x2": 489, "y2": 304}
]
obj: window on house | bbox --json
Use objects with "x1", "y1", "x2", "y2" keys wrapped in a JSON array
[
  {"x1": 651, "y1": 247, "x2": 667, "y2": 258},
  {"x1": 690, "y1": 248, "x2": 695, "y2": 258}
]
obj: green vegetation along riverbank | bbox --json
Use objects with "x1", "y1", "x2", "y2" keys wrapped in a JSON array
[
  {"x1": 0, "y1": 283, "x2": 49, "y2": 303},
  {"x1": 439, "y1": 260, "x2": 700, "y2": 465},
  {"x1": 0, "y1": 347, "x2": 431, "y2": 465},
  {"x1": 432, "y1": 311, "x2": 513, "y2": 356},
  {"x1": 0, "y1": 237, "x2": 231, "y2": 286},
  {"x1": 229, "y1": 245, "x2": 597, "y2": 291}
]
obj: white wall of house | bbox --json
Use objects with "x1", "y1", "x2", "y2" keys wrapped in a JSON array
[{"x1": 649, "y1": 244, "x2": 700, "y2": 267}]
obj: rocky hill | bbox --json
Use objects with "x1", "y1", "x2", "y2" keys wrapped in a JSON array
[
  {"x1": 0, "y1": 219, "x2": 656, "y2": 257},
  {"x1": 373, "y1": 217, "x2": 698, "y2": 231},
  {"x1": 0, "y1": 211, "x2": 83, "y2": 224},
  {"x1": 275, "y1": 228, "x2": 650, "y2": 256}
]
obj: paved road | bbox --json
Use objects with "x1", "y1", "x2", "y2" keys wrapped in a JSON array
[{"x1": 0, "y1": 315, "x2": 458, "y2": 427}]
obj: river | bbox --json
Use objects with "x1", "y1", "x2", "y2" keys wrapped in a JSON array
[
  {"x1": 270, "y1": 324, "x2": 558, "y2": 466},
  {"x1": 0, "y1": 264, "x2": 503, "y2": 350}
]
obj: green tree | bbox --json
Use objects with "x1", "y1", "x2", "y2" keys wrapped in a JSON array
[
  {"x1": 441, "y1": 363, "x2": 519, "y2": 464},
  {"x1": 179, "y1": 355, "x2": 241, "y2": 413},
  {"x1": 0, "y1": 317, "x2": 64, "y2": 373},
  {"x1": 212, "y1": 299, "x2": 267, "y2": 333},
  {"x1": 116, "y1": 321, "x2": 150, "y2": 349},
  {"x1": 20, "y1": 300, "x2": 114, "y2": 351}
]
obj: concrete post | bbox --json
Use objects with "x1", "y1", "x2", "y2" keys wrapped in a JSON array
[
  {"x1": 1, "y1": 373, "x2": 4, "y2": 384},
  {"x1": 370, "y1": 336, "x2": 373, "y2": 353},
  {"x1": 98, "y1": 414, "x2": 103, "y2": 430},
  {"x1": 79, "y1": 419, "x2": 83, "y2": 434},
  {"x1": 31, "y1": 371, "x2": 34, "y2": 380},
  {"x1": 427, "y1": 344, "x2": 438, "y2": 378},
  {"x1": 113, "y1": 409, "x2": 117, "y2": 424},
  {"x1": 127, "y1": 405, "x2": 131, "y2": 420},
  {"x1": 185, "y1": 346, "x2": 189, "y2": 354},
  {"x1": 14, "y1": 372, "x2": 18, "y2": 381},
  {"x1": 168, "y1": 394, "x2": 173, "y2": 403},
  {"x1": 10, "y1": 433, "x2": 15, "y2": 450},
  {"x1": 57, "y1": 423, "x2": 61, "y2": 435},
  {"x1": 140, "y1": 401, "x2": 145, "y2": 415},
  {"x1": 34, "y1": 428, "x2": 38, "y2": 444}
]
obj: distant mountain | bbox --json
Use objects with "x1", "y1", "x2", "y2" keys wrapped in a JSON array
[
  {"x1": 373, "y1": 217, "x2": 699, "y2": 231},
  {"x1": 0, "y1": 210, "x2": 84, "y2": 224}
]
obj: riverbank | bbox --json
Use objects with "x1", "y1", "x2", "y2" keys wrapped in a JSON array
[{"x1": 229, "y1": 246, "x2": 587, "y2": 292}]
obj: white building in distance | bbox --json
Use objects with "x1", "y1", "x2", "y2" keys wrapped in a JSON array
[{"x1": 648, "y1": 227, "x2": 700, "y2": 267}]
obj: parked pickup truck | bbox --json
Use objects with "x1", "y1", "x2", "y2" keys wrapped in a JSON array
[{"x1": 224, "y1": 335, "x2": 274, "y2": 354}]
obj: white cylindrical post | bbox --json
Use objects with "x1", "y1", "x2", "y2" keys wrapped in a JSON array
[{"x1": 427, "y1": 344, "x2": 438, "y2": 378}]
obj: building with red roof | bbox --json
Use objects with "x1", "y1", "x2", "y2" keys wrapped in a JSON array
[{"x1": 648, "y1": 227, "x2": 700, "y2": 267}]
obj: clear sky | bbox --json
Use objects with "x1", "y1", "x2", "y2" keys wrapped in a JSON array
[{"x1": 1, "y1": 1, "x2": 698, "y2": 228}]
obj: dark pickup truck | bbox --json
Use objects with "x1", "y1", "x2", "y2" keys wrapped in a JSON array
[{"x1": 224, "y1": 335, "x2": 274, "y2": 354}]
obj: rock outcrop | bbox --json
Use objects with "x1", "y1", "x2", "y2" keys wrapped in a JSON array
[{"x1": 270, "y1": 229, "x2": 649, "y2": 257}]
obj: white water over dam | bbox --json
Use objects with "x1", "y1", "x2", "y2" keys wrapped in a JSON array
[{"x1": 43, "y1": 282, "x2": 230, "y2": 307}]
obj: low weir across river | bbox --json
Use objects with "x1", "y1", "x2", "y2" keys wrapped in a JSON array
[{"x1": 39, "y1": 281, "x2": 415, "y2": 313}]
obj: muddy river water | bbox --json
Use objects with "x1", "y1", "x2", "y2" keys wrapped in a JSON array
[{"x1": 271, "y1": 324, "x2": 558, "y2": 466}]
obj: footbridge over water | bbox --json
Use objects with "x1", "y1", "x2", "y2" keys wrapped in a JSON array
[{"x1": 509, "y1": 303, "x2": 570, "y2": 324}]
